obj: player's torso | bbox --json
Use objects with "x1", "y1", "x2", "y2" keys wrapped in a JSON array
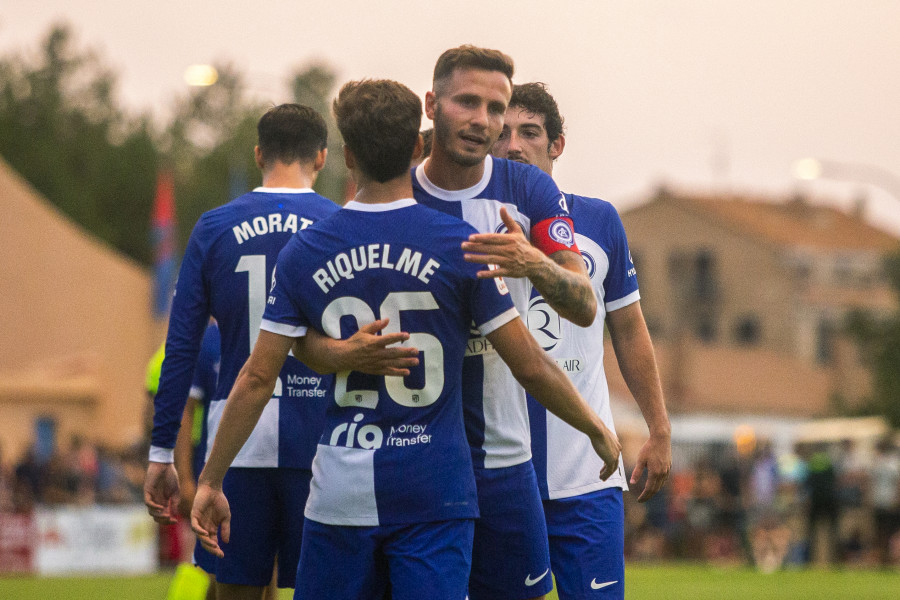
[
  {"x1": 202, "y1": 190, "x2": 338, "y2": 468},
  {"x1": 528, "y1": 195, "x2": 636, "y2": 498},
  {"x1": 285, "y1": 205, "x2": 487, "y2": 525},
  {"x1": 412, "y1": 157, "x2": 564, "y2": 469}
]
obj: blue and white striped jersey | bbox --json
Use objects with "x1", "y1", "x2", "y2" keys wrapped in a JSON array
[
  {"x1": 412, "y1": 156, "x2": 571, "y2": 469},
  {"x1": 261, "y1": 199, "x2": 518, "y2": 526},
  {"x1": 150, "y1": 188, "x2": 338, "y2": 469},
  {"x1": 527, "y1": 194, "x2": 639, "y2": 499}
]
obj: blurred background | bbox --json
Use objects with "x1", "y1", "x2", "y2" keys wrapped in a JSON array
[{"x1": 0, "y1": 0, "x2": 898, "y2": 592}]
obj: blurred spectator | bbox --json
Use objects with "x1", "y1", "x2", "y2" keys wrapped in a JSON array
[
  {"x1": 803, "y1": 443, "x2": 839, "y2": 565},
  {"x1": 870, "y1": 437, "x2": 900, "y2": 567}
]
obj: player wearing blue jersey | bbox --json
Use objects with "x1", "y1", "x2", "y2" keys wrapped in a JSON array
[
  {"x1": 190, "y1": 79, "x2": 620, "y2": 600},
  {"x1": 144, "y1": 104, "x2": 339, "y2": 600},
  {"x1": 174, "y1": 321, "x2": 219, "y2": 583},
  {"x1": 493, "y1": 82, "x2": 671, "y2": 600},
  {"x1": 408, "y1": 46, "x2": 597, "y2": 600}
]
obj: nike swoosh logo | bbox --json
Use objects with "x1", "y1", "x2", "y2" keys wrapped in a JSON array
[
  {"x1": 524, "y1": 568, "x2": 550, "y2": 586},
  {"x1": 591, "y1": 579, "x2": 618, "y2": 590}
]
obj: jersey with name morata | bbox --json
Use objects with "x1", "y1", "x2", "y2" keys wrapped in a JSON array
[
  {"x1": 261, "y1": 199, "x2": 518, "y2": 526},
  {"x1": 412, "y1": 156, "x2": 575, "y2": 470},
  {"x1": 527, "y1": 194, "x2": 638, "y2": 499},
  {"x1": 151, "y1": 188, "x2": 338, "y2": 469}
]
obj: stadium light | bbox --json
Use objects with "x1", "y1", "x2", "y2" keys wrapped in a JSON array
[
  {"x1": 791, "y1": 157, "x2": 900, "y2": 202},
  {"x1": 183, "y1": 64, "x2": 219, "y2": 87}
]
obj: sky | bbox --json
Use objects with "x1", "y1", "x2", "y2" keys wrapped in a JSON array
[{"x1": 3, "y1": 1, "x2": 900, "y2": 234}]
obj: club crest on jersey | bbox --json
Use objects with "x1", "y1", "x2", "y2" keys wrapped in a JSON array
[
  {"x1": 548, "y1": 219, "x2": 574, "y2": 248},
  {"x1": 581, "y1": 250, "x2": 596, "y2": 278}
]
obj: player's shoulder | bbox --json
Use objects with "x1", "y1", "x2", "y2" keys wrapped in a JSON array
[
  {"x1": 566, "y1": 193, "x2": 624, "y2": 229},
  {"x1": 490, "y1": 155, "x2": 550, "y2": 186}
]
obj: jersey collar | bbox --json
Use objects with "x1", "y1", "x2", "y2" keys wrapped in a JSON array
[
  {"x1": 414, "y1": 155, "x2": 493, "y2": 201},
  {"x1": 343, "y1": 198, "x2": 417, "y2": 212},
  {"x1": 252, "y1": 186, "x2": 315, "y2": 194}
]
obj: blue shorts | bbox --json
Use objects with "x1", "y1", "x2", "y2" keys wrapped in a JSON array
[
  {"x1": 216, "y1": 467, "x2": 311, "y2": 588},
  {"x1": 193, "y1": 538, "x2": 216, "y2": 575},
  {"x1": 544, "y1": 488, "x2": 624, "y2": 600},
  {"x1": 469, "y1": 461, "x2": 552, "y2": 600},
  {"x1": 294, "y1": 518, "x2": 474, "y2": 600}
]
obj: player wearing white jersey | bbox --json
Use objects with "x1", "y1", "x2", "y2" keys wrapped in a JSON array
[
  {"x1": 408, "y1": 46, "x2": 599, "y2": 600},
  {"x1": 190, "y1": 79, "x2": 620, "y2": 600},
  {"x1": 492, "y1": 82, "x2": 671, "y2": 600}
]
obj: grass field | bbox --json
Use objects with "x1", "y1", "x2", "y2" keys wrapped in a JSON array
[{"x1": 2, "y1": 564, "x2": 899, "y2": 599}]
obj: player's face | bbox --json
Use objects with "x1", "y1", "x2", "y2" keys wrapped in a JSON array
[
  {"x1": 428, "y1": 68, "x2": 511, "y2": 167},
  {"x1": 492, "y1": 107, "x2": 559, "y2": 175}
]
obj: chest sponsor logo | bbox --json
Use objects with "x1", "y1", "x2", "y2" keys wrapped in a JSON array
[
  {"x1": 327, "y1": 414, "x2": 432, "y2": 450},
  {"x1": 554, "y1": 358, "x2": 584, "y2": 374},
  {"x1": 465, "y1": 335, "x2": 496, "y2": 357},
  {"x1": 527, "y1": 297, "x2": 562, "y2": 351},
  {"x1": 285, "y1": 374, "x2": 327, "y2": 398}
]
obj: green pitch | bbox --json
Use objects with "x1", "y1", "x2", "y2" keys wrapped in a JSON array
[{"x1": 1, "y1": 564, "x2": 898, "y2": 599}]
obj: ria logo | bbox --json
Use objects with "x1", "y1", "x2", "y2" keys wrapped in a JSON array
[
  {"x1": 329, "y1": 413, "x2": 383, "y2": 449},
  {"x1": 527, "y1": 297, "x2": 562, "y2": 351}
]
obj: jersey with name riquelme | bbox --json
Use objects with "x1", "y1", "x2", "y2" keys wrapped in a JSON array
[
  {"x1": 412, "y1": 156, "x2": 576, "y2": 470},
  {"x1": 527, "y1": 195, "x2": 639, "y2": 499},
  {"x1": 261, "y1": 199, "x2": 518, "y2": 526},
  {"x1": 150, "y1": 188, "x2": 338, "y2": 469}
]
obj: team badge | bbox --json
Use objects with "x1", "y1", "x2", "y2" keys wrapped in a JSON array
[{"x1": 548, "y1": 219, "x2": 575, "y2": 248}]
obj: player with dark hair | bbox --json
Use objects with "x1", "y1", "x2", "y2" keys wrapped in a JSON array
[
  {"x1": 493, "y1": 82, "x2": 671, "y2": 600},
  {"x1": 407, "y1": 45, "x2": 600, "y2": 600},
  {"x1": 190, "y1": 78, "x2": 620, "y2": 600},
  {"x1": 144, "y1": 103, "x2": 339, "y2": 600}
]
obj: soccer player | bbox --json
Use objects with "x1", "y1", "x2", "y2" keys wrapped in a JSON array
[
  {"x1": 144, "y1": 104, "x2": 339, "y2": 600},
  {"x1": 190, "y1": 78, "x2": 620, "y2": 600},
  {"x1": 492, "y1": 82, "x2": 672, "y2": 599},
  {"x1": 411, "y1": 46, "x2": 596, "y2": 600}
]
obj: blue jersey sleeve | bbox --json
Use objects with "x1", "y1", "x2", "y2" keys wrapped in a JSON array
[
  {"x1": 151, "y1": 219, "x2": 212, "y2": 453},
  {"x1": 601, "y1": 204, "x2": 640, "y2": 310},
  {"x1": 518, "y1": 163, "x2": 568, "y2": 223}
]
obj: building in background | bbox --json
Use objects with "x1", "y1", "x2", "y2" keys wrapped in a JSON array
[{"x1": 0, "y1": 157, "x2": 161, "y2": 461}]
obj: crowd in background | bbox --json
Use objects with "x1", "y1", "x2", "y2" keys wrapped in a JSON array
[
  {"x1": 2, "y1": 431, "x2": 899, "y2": 570},
  {"x1": 0, "y1": 435, "x2": 147, "y2": 512},
  {"x1": 624, "y1": 436, "x2": 900, "y2": 569}
]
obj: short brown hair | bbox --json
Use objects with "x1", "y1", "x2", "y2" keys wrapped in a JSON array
[
  {"x1": 433, "y1": 45, "x2": 514, "y2": 95},
  {"x1": 333, "y1": 79, "x2": 422, "y2": 183},
  {"x1": 257, "y1": 104, "x2": 327, "y2": 165},
  {"x1": 509, "y1": 82, "x2": 565, "y2": 145}
]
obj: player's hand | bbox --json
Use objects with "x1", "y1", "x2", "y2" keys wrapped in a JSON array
[
  {"x1": 590, "y1": 424, "x2": 622, "y2": 481},
  {"x1": 462, "y1": 207, "x2": 545, "y2": 279},
  {"x1": 144, "y1": 462, "x2": 180, "y2": 525},
  {"x1": 190, "y1": 482, "x2": 231, "y2": 558},
  {"x1": 630, "y1": 431, "x2": 671, "y2": 502},
  {"x1": 177, "y1": 478, "x2": 197, "y2": 518},
  {"x1": 343, "y1": 319, "x2": 420, "y2": 376}
]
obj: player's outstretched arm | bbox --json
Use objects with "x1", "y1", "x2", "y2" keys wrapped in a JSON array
[
  {"x1": 462, "y1": 207, "x2": 596, "y2": 326},
  {"x1": 486, "y1": 318, "x2": 621, "y2": 480},
  {"x1": 292, "y1": 318, "x2": 419, "y2": 376},
  {"x1": 607, "y1": 302, "x2": 671, "y2": 502},
  {"x1": 191, "y1": 330, "x2": 293, "y2": 556}
]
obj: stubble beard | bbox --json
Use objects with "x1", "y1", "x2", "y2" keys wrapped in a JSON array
[{"x1": 433, "y1": 103, "x2": 488, "y2": 168}]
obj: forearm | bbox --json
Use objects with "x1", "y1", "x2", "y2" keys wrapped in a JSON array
[
  {"x1": 293, "y1": 332, "x2": 345, "y2": 374},
  {"x1": 610, "y1": 313, "x2": 669, "y2": 436},
  {"x1": 527, "y1": 252, "x2": 597, "y2": 327},
  {"x1": 198, "y1": 369, "x2": 275, "y2": 487},
  {"x1": 173, "y1": 399, "x2": 197, "y2": 484}
]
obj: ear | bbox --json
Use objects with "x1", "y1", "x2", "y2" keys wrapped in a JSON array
[
  {"x1": 549, "y1": 133, "x2": 566, "y2": 162},
  {"x1": 342, "y1": 144, "x2": 355, "y2": 171},
  {"x1": 313, "y1": 147, "x2": 327, "y2": 172},
  {"x1": 254, "y1": 146, "x2": 265, "y2": 170},
  {"x1": 424, "y1": 91, "x2": 437, "y2": 121}
]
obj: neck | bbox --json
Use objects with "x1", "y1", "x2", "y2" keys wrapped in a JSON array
[
  {"x1": 353, "y1": 173, "x2": 414, "y2": 205},
  {"x1": 422, "y1": 145, "x2": 486, "y2": 191},
  {"x1": 261, "y1": 161, "x2": 316, "y2": 189}
]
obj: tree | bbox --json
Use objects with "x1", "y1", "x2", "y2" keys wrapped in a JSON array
[
  {"x1": 845, "y1": 251, "x2": 900, "y2": 427},
  {"x1": 0, "y1": 24, "x2": 159, "y2": 264}
]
